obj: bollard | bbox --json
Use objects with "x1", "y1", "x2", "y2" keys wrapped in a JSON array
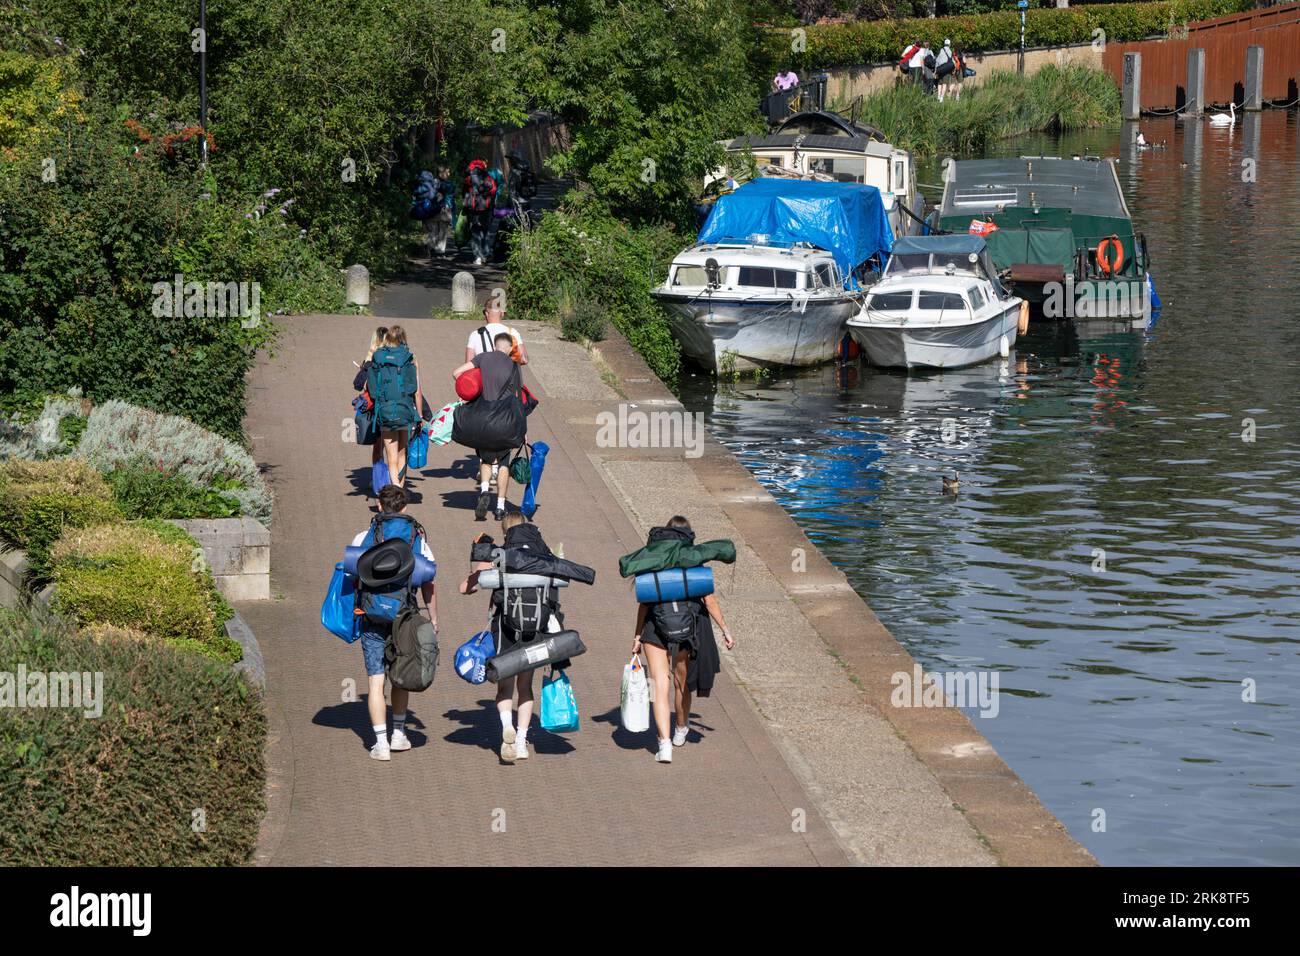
[
  {"x1": 451, "y1": 271, "x2": 476, "y2": 314},
  {"x1": 344, "y1": 264, "x2": 370, "y2": 306},
  {"x1": 1244, "y1": 45, "x2": 1264, "y2": 111},
  {"x1": 1122, "y1": 53, "x2": 1141, "y2": 121},
  {"x1": 1185, "y1": 48, "x2": 1206, "y2": 116}
]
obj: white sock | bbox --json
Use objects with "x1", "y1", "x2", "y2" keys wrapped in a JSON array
[
  {"x1": 480, "y1": 481, "x2": 489, "y2": 493},
  {"x1": 499, "y1": 709, "x2": 514, "y2": 731},
  {"x1": 658, "y1": 738, "x2": 671, "y2": 750},
  {"x1": 496, "y1": 496, "x2": 505, "y2": 512},
  {"x1": 373, "y1": 723, "x2": 389, "y2": 746},
  {"x1": 518, "y1": 724, "x2": 528, "y2": 744}
]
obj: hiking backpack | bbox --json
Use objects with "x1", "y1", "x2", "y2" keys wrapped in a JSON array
[
  {"x1": 651, "y1": 599, "x2": 698, "y2": 647},
  {"x1": 386, "y1": 606, "x2": 440, "y2": 692},
  {"x1": 494, "y1": 582, "x2": 554, "y2": 640},
  {"x1": 356, "y1": 514, "x2": 426, "y2": 624},
  {"x1": 367, "y1": 347, "x2": 418, "y2": 429}
]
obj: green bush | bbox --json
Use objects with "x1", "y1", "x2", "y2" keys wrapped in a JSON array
[
  {"x1": 556, "y1": 282, "x2": 610, "y2": 343},
  {"x1": 0, "y1": 604, "x2": 265, "y2": 865},
  {"x1": 105, "y1": 457, "x2": 243, "y2": 520},
  {"x1": 776, "y1": 0, "x2": 1253, "y2": 69},
  {"x1": 0, "y1": 458, "x2": 119, "y2": 576},
  {"x1": 50, "y1": 522, "x2": 240, "y2": 664},
  {"x1": 77, "y1": 400, "x2": 272, "y2": 522},
  {"x1": 508, "y1": 197, "x2": 684, "y2": 383}
]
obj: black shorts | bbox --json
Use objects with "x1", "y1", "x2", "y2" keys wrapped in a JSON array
[
  {"x1": 639, "y1": 619, "x2": 696, "y2": 658},
  {"x1": 477, "y1": 448, "x2": 511, "y2": 465}
]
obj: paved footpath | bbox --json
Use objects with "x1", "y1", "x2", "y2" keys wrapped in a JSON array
[{"x1": 240, "y1": 314, "x2": 849, "y2": 865}]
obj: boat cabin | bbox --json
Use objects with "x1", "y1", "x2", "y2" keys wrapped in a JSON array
[{"x1": 666, "y1": 242, "x2": 845, "y2": 296}]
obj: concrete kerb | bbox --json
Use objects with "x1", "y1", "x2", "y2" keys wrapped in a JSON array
[{"x1": 577, "y1": 327, "x2": 1095, "y2": 867}]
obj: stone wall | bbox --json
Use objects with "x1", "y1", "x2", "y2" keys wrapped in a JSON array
[{"x1": 169, "y1": 517, "x2": 271, "y2": 602}]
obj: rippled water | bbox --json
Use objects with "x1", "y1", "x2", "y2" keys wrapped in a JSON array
[{"x1": 678, "y1": 113, "x2": 1300, "y2": 866}]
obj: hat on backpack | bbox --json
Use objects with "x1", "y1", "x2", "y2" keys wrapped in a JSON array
[{"x1": 356, "y1": 538, "x2": 415, "y2": 589}]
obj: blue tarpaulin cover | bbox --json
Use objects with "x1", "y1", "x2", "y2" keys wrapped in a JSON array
[{"x1": 696, "y1": 179, "x2": 894, "y2": 283}]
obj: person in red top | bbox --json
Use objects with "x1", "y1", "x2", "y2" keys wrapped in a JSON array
[{"x1": 463, "y1": 159, "x2": 498, "y2": 266}]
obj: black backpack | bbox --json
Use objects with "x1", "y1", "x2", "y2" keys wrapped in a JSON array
[
  {"x1": 494, "y1": 582, "x2": 554, "y2": 640},
  {"x1": 651, "y1": 599, "x2": 698, "y2": 646}
]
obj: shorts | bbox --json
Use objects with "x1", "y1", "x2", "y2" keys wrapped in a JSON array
[
  {"x1": 360, "y1": 629, "x2": 387, "y2": 677},
  {"x1": 477, "y1": 448, "x2": 512, "y2": 465},
  {"x1": 638, "y1": 618, "x2": 697, "y2": 658}
]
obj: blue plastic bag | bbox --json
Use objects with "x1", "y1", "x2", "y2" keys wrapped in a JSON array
[
  {"x1": 372, "y1": 459, "x2": 390, "y2": 496},
  {"x1": 454, "y1": 630, "x2": 496, "y2": 685},
  {"x1": 521, "y1": 440, "x2": 549, "y2": 518},
  {"x1": 407, "y1": 423, "x2": 429, "y2": 470},
  {"x1": 540, "y1": 668, "x2": 580, "y2": 733},
  {"x1": 321, "y1": 562, "x2": 360, "y2": 643}
]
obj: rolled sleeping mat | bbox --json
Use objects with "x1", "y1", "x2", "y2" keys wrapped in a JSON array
[
  {"x1": 343, "y1": 546, "x2": 436, "y2": 586},
  {"x1": 486, "y1": 629, "x2": 587, "y2": 683},
  {"x1": 634, "y1": 566, "x2": 714, "y2": 603},
  {"x1": 476, "y1": 569, "x2": 568, "y2": 590}
]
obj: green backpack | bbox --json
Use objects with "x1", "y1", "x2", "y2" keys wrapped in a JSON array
[{"x1": 367, "y1": 346, "x2": 418, "y2": 429}]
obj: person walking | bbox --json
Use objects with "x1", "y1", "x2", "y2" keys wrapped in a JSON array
[
  {"x1": 428, "y1": 166, "x2": 455, "y2": 256},
  {"x1": 355, "y1": 326, "x2": 388, "y2": 467},
  {"x1": 460, "y1": 514, "x2": 567, "y2": 763},
  {"x1": 907, "y1": 42, "x2": 929, "y2": 88},
  {"x1": 350, "y1": 484, "x2": 437, "y2": 761},
  {"x1": 463, "y1": 158, "x2": 497, "y2": 266},
  {"x1": 630, "y1": 516, "x2": 735, "y2": 764},
  {"x1": 451, "y1": 331, "x2": 526, "y2": 520},
  {"x1": 935, "y1": 39, "x2": 956, "y2": 103},
  {"x1": 465, "y1": 302, "x2": 528, "y2": 366},
  {"x1": 367, "y1": 325, "x2": 425, "y2": 490}
]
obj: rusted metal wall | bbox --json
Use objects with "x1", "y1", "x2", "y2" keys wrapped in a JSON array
[{"x1": 1103, "y1": 3, "x2": 1300, "y2": 110}]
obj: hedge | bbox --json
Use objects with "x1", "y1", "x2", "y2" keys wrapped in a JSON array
[
  {"x1": 0, "y1": 458, "x2": 119, "y2": 577},
  {"x1": 771, "y1": 0, "x2": 1254, "y2": 70},
  {"x1": 0, "y1": 604, "x2": 265, "y2": 865},
  {"x1": 49, "y1": 521, "x2": 240, "y2": 664}
]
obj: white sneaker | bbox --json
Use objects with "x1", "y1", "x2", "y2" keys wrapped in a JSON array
[
  {"x1": 500, "y1": 725, "x2": 516, "y2": 762},
  {"x1": 515, "y1": 737, "x2": 530, "y2": 760},
  {"x1": 389, "y1": 730, "x2": 411, "y2": 752},
  {"x1": 370, "y1": 742, "x2": 391, "y2": 761},
  {"x1": 473, "y1": 257, "x2": 483, "y2": 265},
  {"x1": 655, "y1": 740, "x2": 673, "y2": 763},
  {"x1": 672, "y1": 723, "x2": 689, "y2": 747}
]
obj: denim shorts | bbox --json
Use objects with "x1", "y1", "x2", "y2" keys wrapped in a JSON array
[{"x1": 360, "y1": 629, "x2": 387, "y2": 677}]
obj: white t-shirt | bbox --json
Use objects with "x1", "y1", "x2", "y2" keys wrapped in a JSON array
[
  {"x1": 909, "y1": 47, "x2": 929, "y2": 69},
  {"x1": 466, "y1": 323, "x2": 522, "y2": 357},
  {"x1": 351, "y1": 523, "x2": 434, "y2": 562}
]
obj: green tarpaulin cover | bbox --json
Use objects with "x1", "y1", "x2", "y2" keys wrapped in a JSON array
[{"x1": 618, "y1": 539, "x2": 737, "y2": 578}]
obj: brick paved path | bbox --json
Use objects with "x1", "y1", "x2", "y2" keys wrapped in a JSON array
[{"x1": 239, "y1": 314, "x2": 847, "y2": 865}]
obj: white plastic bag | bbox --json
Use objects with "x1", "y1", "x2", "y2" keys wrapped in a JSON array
[{"x1": 620, "y1": 655, "x2": 650, "y2": 733}]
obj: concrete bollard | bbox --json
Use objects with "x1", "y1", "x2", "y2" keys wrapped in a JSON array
[
  {"x1": 1122, "y1": 53, "x2": 1141, "y2": 121},
  {"x1": 344, "y1": 264, "x2": 370, "y2": 306},
  {"x1": 451, "y1": 271, "x2": 476, "y2": 314},
  {"x1": 1244, "y1": 45, "x2": 1264, "y2": 111},
  {"x1": 1185, "y1": 48, "x2": 1206, "y2": 116}
]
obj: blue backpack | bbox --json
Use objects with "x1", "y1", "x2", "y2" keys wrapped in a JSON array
[
  {"x1": 356, "y1": 514, "x2": 425, "y2": 625},
  {"x1": 366, "y1": 346, "x2": 419, "y2": 430}
]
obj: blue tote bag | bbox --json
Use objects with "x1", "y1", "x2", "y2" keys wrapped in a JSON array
[
  {"x1": 407, "y1": 422, "x2": 429, "y2": 470},
  {"x1": 540, "y1": 668, "x2": 580, "y2": 733},
  {"x1": 321, "y1": 562, "x2": 360, "y2": 643},
  {"x1": 454, "y1": 629, "x2": 496, "y2": 685},
  {"x1": 371, "y1": 459, "x2": 390, "y2": 496}
]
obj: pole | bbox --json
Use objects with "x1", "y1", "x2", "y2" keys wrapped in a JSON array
[
  {"x1": 199, "y1": 0, "x2": 208, "y2": 165},
  {"x1": 1019, "y1": 8, "x2": 1026, "y2": 75}
]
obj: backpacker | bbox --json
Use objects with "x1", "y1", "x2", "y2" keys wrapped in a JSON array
[
  {"x1": 466, "y1": 168, "x2": 494, "y2": 213},
  {"x1": 899, "y1": 43, "x2": 920, "y2": 72},
  {"x1": 386, "y1": 606, "x2": 439, "y2": 691},
  {"x1": 355, "y1": 514, "x2": 426, "y2": 625},
  {"x1": 450, "y1": 360, "x2": 526, "y2": 452},
  {"x1": 366, "y1": 346, "x2": 418, "y2": 430}
]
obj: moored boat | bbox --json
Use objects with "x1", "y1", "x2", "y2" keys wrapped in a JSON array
[
  {"x1": 652, "y1": 178, "x2": 894, "y2": 371},
  {"x1": 846, "y1": 235, "x2": 1026, "y2": 370}
]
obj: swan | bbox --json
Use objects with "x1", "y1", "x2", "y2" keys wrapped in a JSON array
[{"x1": 1208, "y1": 102, "x2": 1236, "y2": 127}]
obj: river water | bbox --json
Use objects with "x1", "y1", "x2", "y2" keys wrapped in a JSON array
[{"x1": 677, "y1": 112, "x2": 1300, "y2": 866}]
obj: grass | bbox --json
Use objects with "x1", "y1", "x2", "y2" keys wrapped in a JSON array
[{"x1": 849, "y1": 65, "x2": 1121, "y2": 156}]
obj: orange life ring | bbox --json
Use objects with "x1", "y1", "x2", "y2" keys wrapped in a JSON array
[
  {"x1": 1096, "y1": 235, "x2": 1124, "y2": 276},
  {"x1": 1017, "y1": 299, "x2": 1030, "y2": 335}
]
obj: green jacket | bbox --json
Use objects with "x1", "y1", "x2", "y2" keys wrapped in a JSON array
[{"x1": 618, "y1": 538, "x2": 736, "y2": 578}]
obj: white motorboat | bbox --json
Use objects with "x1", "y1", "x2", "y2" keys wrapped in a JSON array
[
  {"x1": 847, "y1": 235, "x2": 1026, "y2": 370},
  {"x1": 652, "y1": 241, "x2": 863, "y2": 370}
]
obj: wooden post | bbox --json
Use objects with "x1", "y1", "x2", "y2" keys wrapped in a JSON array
[
  {"x1": 1122, "y1": 53, "x2": 1142, "y2": 120},
  {"x1": 1244, "y1": 45, "x2": 1264, "y2": 111},
  {"x1": 1185, "y1": 48, "x2": 1206, "y2": 116}
]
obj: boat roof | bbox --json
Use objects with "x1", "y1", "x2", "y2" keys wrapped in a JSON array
[
  {"x1": 774, "y1": 111, "x2": 889, "y2": 142},
  {"x1": 727, "y1": 131, "x2": 897, "y2": 159},
  {"x1": 871, "y1": 274, "x2": 983, "y2": 292},
  {"x1": 892, "y1": 235, "x2": 991, "y2": 257},
  {"x1": 939, "y1": 157, "x2": 1131, "y2": 220},
  {"x1": 672, "y1": 243, "x2": 833, "y2": 267}
]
